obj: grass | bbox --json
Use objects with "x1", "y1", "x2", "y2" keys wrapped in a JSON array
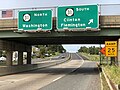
[
  {"x1": 103, "y1": 65, "x2": 120, "y2": 85},
  {"x1": 101, "y1": 73, "x2": 110, "y2": 90},
  {"x1": 79, "y1": 52, "x2": 100, "y2": 61},
  {"x1": 52, "y1": 52, "x2": 60, "y2": 57}
]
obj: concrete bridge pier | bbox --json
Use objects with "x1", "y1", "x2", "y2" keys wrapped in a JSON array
[
  {"x1": 18, "y1": 51, "x2": 23, "y2": 65},
  {"x1": 6, "y1": 51, "x2": 13, "y2": 66},
  {"x1": 27, "y1": 52, "x2": 31, "y2": 64},
  {"x1": 27, "y1": 46, "x2": 32, "y2": 64},
  {"x1": 0, "y1": 40, "x2": 33, "y2": 66},
  {"x1": 118, "y1": 39, "x2": 120, "y2": 66}
]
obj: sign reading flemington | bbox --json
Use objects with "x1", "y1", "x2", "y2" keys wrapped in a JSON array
[
  {"x1": 18, "y1": 10, "x2": 52, "y2": 30},
  {"x1": 57, "y1": 5, "x2": 99, "y2": 30}
]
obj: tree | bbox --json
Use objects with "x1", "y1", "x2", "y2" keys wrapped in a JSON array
[
  {"x1": 78, "y1": 46, "x2": 100, "y2": 55},
  {"x1": 33, "y1": 44, "x2": 66, "y2": 58}
]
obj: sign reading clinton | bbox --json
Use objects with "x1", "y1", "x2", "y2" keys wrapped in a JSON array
[
  {"x1": 18, "y1": 10, "x2": 52, "y2": 30},
  {"x1": 57, "y1": 5, "x2": 99, "y2": 30}
]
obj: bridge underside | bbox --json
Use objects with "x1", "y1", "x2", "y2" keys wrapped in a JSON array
[
  {"x1": 0, "y1": 16, "x2": 120, "y2": 45},
  {"x1": 0, "y1": 28, "x2": 119, "y2": 45},
  {"x1": 2, "y1": 36, "x2": 119, "y2": 45}
]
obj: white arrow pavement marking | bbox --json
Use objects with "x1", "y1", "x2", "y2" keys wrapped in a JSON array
[{"x1": 88, "y1": 19, "x2": 93, "y2": 25}]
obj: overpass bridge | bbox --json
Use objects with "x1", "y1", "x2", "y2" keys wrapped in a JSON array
[
  {"x1": 0, "y1": 16, "x2": 120, "y2": 44},
  {"x1": 0, "y1": 4, "x2": 120, "y2": 45},
  {"x1": 0, "y1": 4, "x2": 120, "y2": 66}
]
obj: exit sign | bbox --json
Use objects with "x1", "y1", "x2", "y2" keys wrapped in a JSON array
[
  {"x1": 57, "y1": 5, "x2": 99, "y2": 30},
  {"x1": 18, "y1": 10, "x2": 52, "y2": 31}
]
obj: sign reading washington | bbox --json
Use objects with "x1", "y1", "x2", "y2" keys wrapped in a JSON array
[
  {"x1": 18, "y1": 10, "x2": 52, "y2": 30},
  {"x1": 57, "y1": 5, "x2": 99, "y2": 30}
]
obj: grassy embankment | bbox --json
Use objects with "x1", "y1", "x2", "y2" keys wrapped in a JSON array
[
  {"x1": 104, "y1": 65, "x2": 120, "y2": 85},
  {"x1": 79, "y1": 52, "x2": 100, "y2": 61}
]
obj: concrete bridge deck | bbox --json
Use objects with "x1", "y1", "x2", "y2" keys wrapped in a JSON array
[
  {"x1": 0, "y1": 16, "x2": 120, "y2": 30},
  {"x1": 0, "y1": 16, "x2": 119, "y2": 44}
]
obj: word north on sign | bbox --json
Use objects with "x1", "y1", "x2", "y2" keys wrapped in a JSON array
[
  {"x1": 57, "y1": 5, "x2": 99, "y2": 30},
  {"x1": 18, "y1": 10, "x2": 52, "y2": 30}
]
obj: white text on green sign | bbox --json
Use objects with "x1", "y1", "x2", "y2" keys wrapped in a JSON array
[
  {"x1": 57, "y1": 5, "x2": 99, "y2": 30},
  {"x1": 18, "y1": 10, "x2": 52, "y2": 30}
]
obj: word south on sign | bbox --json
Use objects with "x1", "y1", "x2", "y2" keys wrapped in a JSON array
[{"x1": 57, "y1": 5, "x2": 99, "y2": 30}]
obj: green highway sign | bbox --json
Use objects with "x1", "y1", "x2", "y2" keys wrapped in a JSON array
[
  {"x1": 57, "y1": 5, "x2": 99, "y2": 30},
  {"x1": 18, "y1": 10, "x2": 52, "y2": 30}
]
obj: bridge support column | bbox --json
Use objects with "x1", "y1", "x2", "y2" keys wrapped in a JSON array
[
  {"x1": 6, "y1": 51, "x2": 13, "y2": 66},
  {"x1": 27, "y1": 46, "x2": 32, "y2": 64},
  {"x1": 18, "y1": 51, "x2": 23, "y2": 65},
  {"x1": 118, "y1": 39, "x2": 120, "y2": 66},
  {"x1": 27, "y1": 52, "x2": 31, "y2": 64}
]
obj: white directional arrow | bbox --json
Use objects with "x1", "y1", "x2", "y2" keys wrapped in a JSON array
[{"x1": 88, "y1": 19, "x2": 93, "y2": 25}]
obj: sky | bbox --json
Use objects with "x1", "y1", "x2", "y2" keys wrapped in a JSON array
[
  {"x1": 63, "y1": 44, "x2": 105, "y2": 53},
  {"x1": 0, "y1": 0, "x2": 119, "y2": 9},
  {"x1": 0, "y1": 0, "x2": 119, "y2": 52}
]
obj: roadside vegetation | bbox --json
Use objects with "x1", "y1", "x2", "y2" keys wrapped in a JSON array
[
  {"x1": 33, "y1": 44, "x2": 66, "y2": 58},
  {"x1": 78, "y1": 46, "x2": 100, "y2": 61},
  {"x1": 104, "y1": 65, "x2": 120, "y2": 85},
  {"x1": 79, "y1": 52, "x2": 100, "y2": 61},
  {"x1": 100, "y1": 64, "x2": 120, "y2": 90},
  {"x1": 101, "y1": 73, "x2": 110, "y2": 90}
]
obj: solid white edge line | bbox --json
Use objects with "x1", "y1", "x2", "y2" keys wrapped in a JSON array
[
  {"x1": 52, "y1": 76, "x2": 63, "y2": 82},
  {"x1": 76, "y1": 53, "x2": 84, "y2": 62}
]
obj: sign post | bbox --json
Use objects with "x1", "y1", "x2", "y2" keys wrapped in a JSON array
[
  {"x1": 18, "y1": 10, "x2": 52, "y2": 31},
  {"x1": 57, "y1": 5, "x2": 99, "y2": 30}
]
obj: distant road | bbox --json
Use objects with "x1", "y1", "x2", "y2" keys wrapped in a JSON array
[
  {"x1": 0, "y1": 53, "x2": 100, "y2": 90},
  {"x1": 31, "y1": 52, "x2": 69, "y2": 64}
]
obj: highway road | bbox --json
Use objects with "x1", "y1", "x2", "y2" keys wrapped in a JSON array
[
  {"x1": 31, "y1": 52, "x2": 69, "y2": 64},
  {"x1": 0, "y1": 53, "x2": 100, "y2": 90}
]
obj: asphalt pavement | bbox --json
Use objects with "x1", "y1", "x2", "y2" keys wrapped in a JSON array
[
  {"x1": 0, "y1": 53, "x2": 100, "y2": 90},
  {"x1": 40, "y1": 61, "x2": 100, "y2": 90},
  {"x1": 31, "y1": 52, "x2": 69, "y2": 64}
]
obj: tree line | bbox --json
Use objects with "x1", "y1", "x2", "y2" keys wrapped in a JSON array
[
  {"x1": 33, "y1": 45, "x2": 66, "y2": 58},
  {"x1": 78, "y1": 46, "x2": 100, "y2": 55}
]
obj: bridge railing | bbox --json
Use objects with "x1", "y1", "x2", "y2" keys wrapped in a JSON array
[{"x1": 0, "y1": 4, "x2": 120, "y2": 30}]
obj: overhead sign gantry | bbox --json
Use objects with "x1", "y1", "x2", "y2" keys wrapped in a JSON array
[{"x1": 57, "y1": 5, "x2": 99, "y2": 30}]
